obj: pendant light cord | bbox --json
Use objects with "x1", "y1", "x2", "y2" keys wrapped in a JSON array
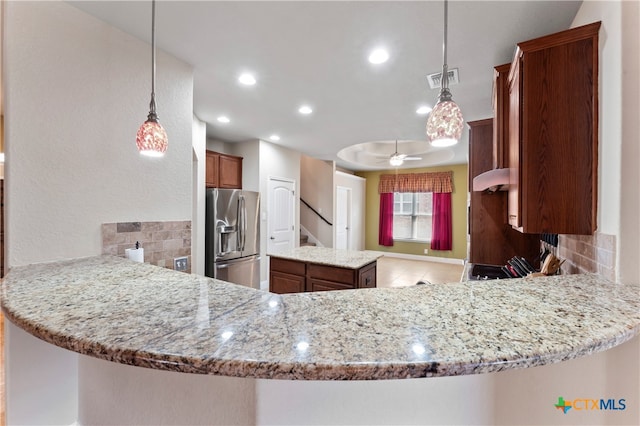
[
  {"x1": 149, "y1": 0, "x2": 158, "y2": 119},
  {"x1": 437, "y1": 0, "x2": 452, "y2": 102},
  {"x1": 442, "y1": 0, "x2": 448, "y2": 90}
]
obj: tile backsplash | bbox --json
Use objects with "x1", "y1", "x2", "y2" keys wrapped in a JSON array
[
  {"x1": 102, "y1": 221, "x2": 191, "y2": 273},
  {"x1": 558, "y1": 232, "x2": 616, "y2": 281}
]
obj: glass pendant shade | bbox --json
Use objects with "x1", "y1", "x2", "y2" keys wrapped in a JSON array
[
  {"x1": 426, "y1": 99, "x2": 464, "y2": 147},
  {"x1": 136, "y1": 119, "x2": 168, "y2": 157}
]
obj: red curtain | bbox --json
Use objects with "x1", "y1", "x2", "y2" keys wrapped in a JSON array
[
  {"x1": 378, "y1": 193, "x2": 394, "y2": 246},
  {"x1": 431, "y1": 192, "x2": 452, "y2": 251}
]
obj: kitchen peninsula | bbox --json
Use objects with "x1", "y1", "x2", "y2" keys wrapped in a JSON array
[
  {"x1": 3, "y1": 255, "x2": 640, "y2": 424},
  {"x1": 268, "y1": 246, "x2": 381, "y2": 293},
  {"x1": 3, "y1": 255, "x2": 639, "y2": 380}
]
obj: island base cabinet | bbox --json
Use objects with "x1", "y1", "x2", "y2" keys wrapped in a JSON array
[
  {"x1": 269, "y1": 271, "x2": 306, "y2": 294},
  {"x1": 269, "y1": 257, "x2": 377, "y2": 294},
  {"x1": 308, "y1": 278, "x2": 353, "y2": 292},
  {"x1": 357, "y1": 262, "x2": 377, "y2": 288}
]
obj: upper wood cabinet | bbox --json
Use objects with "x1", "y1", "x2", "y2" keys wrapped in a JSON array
[
  {"x1": 492, "y1": 63, "x2": 511, "y2": 170},
  {"x1": 507, "y1": 22, "x2": 600, "y2": 234},
  {"x1": 468, "y1": 119, "x2": 540, "y2": 267},
  {"x1": 205, "y1": 150, "x2": 243, "y2": 189}
]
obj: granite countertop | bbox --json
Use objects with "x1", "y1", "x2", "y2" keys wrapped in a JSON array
[
  {"x1": 268, "y1": 246, "x2": 382, "y2": 269},
  {"x1": 2, "y1": 255, "x2": 639, "y2": 380}
]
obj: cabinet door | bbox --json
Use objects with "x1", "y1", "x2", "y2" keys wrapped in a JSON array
[
  {"x1": 492, "y1": 63, "x2": 511, "y2": 170},
  {"x1": 205, "y1": 151, "x2": 219, "y2": 188},
  {"x1": 308, "y1": 278, "x2": 353, "y2": 292},
  {"x1": 517, "y1": 24, "x2": 598, "y2": 234},
  {"x1": 507, "y1": 57, "x2": 522, "y2": 230},
  {"x1": 219, "y1": 155, "x2": 243, "y2": 189},
  {"x1": 357, "y1": 263, "x2": 376, "y2": 289},
  {"x1": 270, "y1": 271, "x2": 305, "y2": 294},
  {"x1": 308, "y1": 264, "x2": 355, "y2": 285}
]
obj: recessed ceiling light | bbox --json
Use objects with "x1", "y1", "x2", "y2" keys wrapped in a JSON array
[
  {"x1": 368, "y1": 48, "x2": 389, "y2": 64},
  {"x1": 298, "y1": 106, "x2": 313, "y2": 115},
  {"x1": 416, "y1": 106, "x2": 432, "y2": 115},
  {"x1": 238, "y1": 73, "x2": 256, "y2": 86},
  {"x1": 269, "y1": 134, "x2": 280, "y2": 141},
  {"x1": 217, "y1": 116, "x2": 230, "y2": 123}
]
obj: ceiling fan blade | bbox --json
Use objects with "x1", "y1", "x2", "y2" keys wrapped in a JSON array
[
  {"x1": 404, "y1": 156, "x2": 422, "y2": 160},
  {"x1": 369, "y1": 152, "x2": 392, "y2": 158}
]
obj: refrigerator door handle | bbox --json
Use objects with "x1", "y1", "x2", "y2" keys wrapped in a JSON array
[
  {"x1": 239, "y1": 195, "x2": 247, "y2": 251},
  {"x1": 236, "y1": 197, "x2": 242, "y2": 251}
]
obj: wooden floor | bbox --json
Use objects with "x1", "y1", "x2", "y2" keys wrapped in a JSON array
[{"x1": 376, "y1": 256, "x2": 464, "y2": 288}]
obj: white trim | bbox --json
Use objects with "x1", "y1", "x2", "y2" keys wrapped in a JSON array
[
  {"x1": 368, "y1": 250, "x2": 465, "y2": 265},
  {"x1": 267, "y1": 175, "x2": 296, "y2": 185},
  {"x1": 299, "y1": 224, "x2": 323, "y2": 247}
]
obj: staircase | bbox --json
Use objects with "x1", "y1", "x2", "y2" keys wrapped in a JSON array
[{"x1": 300, "y1": 233, "x2": 316, "y2": 247}]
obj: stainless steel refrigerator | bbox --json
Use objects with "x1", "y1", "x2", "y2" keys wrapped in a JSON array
[{"x1": 205, "y1": 189, "x2": 260, "y2": 288}]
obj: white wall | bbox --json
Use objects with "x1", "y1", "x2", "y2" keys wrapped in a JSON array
[
  {"x1": 230, "y1": 139, "x2": 260, "y2": 193},
  {"x1": 618, "y1": 0, "x2": 640, "y2": 285},
  {"x1": 192, "y1": 116, "x2": 207, "y2": 275},
  {"x1": 300, "y1": 154, "x2": 334, "y2": 247},
  {"x1": 3, "y1": 1, "x2": 197, "y2": 423},
  {"x1": 257, "y1": 373, "x2": 494, "y2": 425},
  {"x1": 335, "y1": 171, "x2": 366, "y2": 250},
  {"x1": 5, "y1": 0, "x2": 193, "y2": 267},
  {"x1": 259, "y1": 140, "x2": 300, "y2": 281}
]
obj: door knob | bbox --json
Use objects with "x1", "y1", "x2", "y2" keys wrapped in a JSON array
[{"x1": 270, "y1": 236, "x2": 275, "y2": 240}]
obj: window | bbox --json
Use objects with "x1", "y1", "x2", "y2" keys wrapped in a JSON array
[{"x1": 393, "y1": 192, "x2": 432, "y2": 241}]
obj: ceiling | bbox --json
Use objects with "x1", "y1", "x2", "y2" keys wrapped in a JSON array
[{"x1": 69, "y1": 1, "x2": 582, "y2": 171}]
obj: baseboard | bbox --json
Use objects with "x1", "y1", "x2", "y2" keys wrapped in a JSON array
[{"x1": 368, "y1": 250, "x2": 465, "y2": 265}]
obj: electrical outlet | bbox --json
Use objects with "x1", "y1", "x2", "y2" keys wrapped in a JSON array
[
  {"x1": 423, "y1": 249, "x2": 429, "y2": 254},
  {"x1": 174, "y1": 256, "x2": 188, "y2": 272}
]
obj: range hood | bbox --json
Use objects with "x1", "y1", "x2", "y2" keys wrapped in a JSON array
[{"x1": 472, "y1": 168, "x2": 510, "y2": 192}]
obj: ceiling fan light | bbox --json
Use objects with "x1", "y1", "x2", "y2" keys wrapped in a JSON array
[
  {"x1": 136, "y1": 119, "x2": 168, "y2": 157},
  {"x1": 389, "y1": 155, "x2": 404, "y2": 167},
  {"x1": 426, "y1": 99, "x2": 463, "y2": 146}
]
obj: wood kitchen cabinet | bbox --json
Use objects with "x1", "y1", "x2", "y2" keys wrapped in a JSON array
[
  {"x1": 507, "y1": 22, "x2": 600, "y2": 234},
  {"x1": 269, "y1": 257, "x2": 377, "y2": 294},
  {"x1": 468, "y1": 119, "x2": 540, "y2": 266},
  {"x1": 205, "y1": 150, "x2": 243, "y2": 189},
  {"x1": 492, "y1": 63, "x2": 511, "y2": 170}
]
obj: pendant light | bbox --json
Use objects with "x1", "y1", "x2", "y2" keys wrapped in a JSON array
[
  {"x1": 136, "y1": 0, "x2": 168, "y2": 157},
  {"x1": 426, "y1": 0, "x2": 463, "y2": 147}
]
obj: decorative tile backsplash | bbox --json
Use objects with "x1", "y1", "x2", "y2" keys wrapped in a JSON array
[
  {"x1": 558, "y1": 232, "x2": 616, "y2": 282},
  {"x1": 102, "y1": 221, "x2": 191, "y2": 273}
]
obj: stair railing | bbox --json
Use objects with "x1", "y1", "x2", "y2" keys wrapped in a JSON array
[{"x1": 300, "y1": 198, "x2": 333, "y2": 226}]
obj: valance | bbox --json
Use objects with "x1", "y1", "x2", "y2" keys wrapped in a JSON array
[{"x1": 378, "y1": 171, "x2": 453, "y2": 193}]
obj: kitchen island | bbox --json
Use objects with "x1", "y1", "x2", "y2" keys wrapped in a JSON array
[{"x1": 268, "y1": 246, "x2": 381, "y2": 293}]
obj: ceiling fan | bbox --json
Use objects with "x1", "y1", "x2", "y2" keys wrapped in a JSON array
[{"x1": 388, "y1": 140, "x2": 422, "y2": 166}]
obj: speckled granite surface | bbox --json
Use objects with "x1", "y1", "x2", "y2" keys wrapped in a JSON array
[
  {"x1": 268, "y1": 246, "x2": 381, "y2": 269},
  {"x1": 2, "y1": 255, "x2": 639, "y2": 380}
]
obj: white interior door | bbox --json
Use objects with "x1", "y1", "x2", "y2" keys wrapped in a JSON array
[
  {"x1": 267, "y1": 177, "x2": 296, "y2": 254},
  {"x1": 335, "y1": 186, "x2": 351, "y2": 250}
]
